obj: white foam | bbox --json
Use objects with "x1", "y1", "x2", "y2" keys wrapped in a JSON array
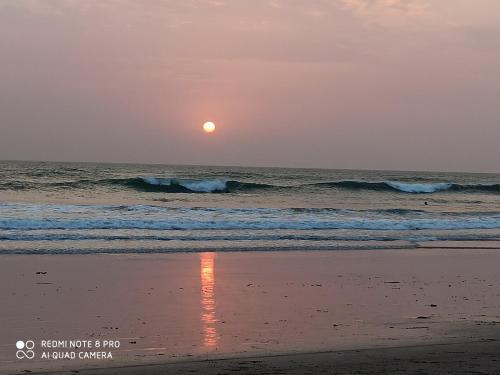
[
  {"x1": 141, "y1": 176, "x2": 167, "y2": 185},
  {"x1": 2, "y1": 203, "x2": 500, "y2": 232},
  {"x1": 140, "y1": 177, "x2": 227, "y2": 192},
  {"x1": 385, "y1": 181, "x2": 452, "y2": 193},
  {"x1": 179, "y1": 179, "x2": 227, "y2": 193},
  {"x1": 2, "y1": 216, "x2": 500, "y2": 231}
]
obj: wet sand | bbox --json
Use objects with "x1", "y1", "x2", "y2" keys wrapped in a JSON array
[
  {"x1": 1, "y1": 248, "x2": 500, "y2": 374},
  {"x1": 48, "y1": 340, "x2": 500, "y2": 375}
]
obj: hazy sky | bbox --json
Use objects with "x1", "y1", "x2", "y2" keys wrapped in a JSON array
[{"x1": 1, "y1": 1, "x2": 500, "y2": 172}]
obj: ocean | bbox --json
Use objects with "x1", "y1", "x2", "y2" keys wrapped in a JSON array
[{"x1": 1, "y1": 160, "x2": 500, "y2": 254}]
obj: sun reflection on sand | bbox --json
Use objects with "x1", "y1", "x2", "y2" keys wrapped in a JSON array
[{"x1": 200, "y1": 252, "x2": 218, "y2": 349}]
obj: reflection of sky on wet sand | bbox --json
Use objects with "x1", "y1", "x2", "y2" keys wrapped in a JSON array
[{"x1": 200, "y1": 252, "x2": 218, "y2": 349}]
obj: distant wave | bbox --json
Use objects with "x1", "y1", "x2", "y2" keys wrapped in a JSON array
[
  {"x1": 311, "y1": 180, "x2": 500, "y2": 194},
  {"x1": 119, "y1": 177, "x2": 500, "y2": 194},
  {"x1": 116, "y1": 177, "x2": 275, "y2": 193},
  {"x1": 1, "y1": 176, "x2": 500, "y2": 194}
]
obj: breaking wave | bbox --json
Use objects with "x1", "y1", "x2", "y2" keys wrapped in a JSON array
[
  {"x1": 118, "y1": 177, "x2": 274, "y2": 193},
  {"x1": 381, "y1": 181, "x2": 452, "y2": 193},
  {"x1": 115, "y1": 178, "x2": 500, "y2": 194},
  {"x1": 1, "y1": 176, "x2": 500, "y2": 194},
  {"x1": 311, "y1": 180, "x2": 500, "y2": 194}
]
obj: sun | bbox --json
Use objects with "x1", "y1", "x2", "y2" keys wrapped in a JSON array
[{"x1": 202, "y1": 121, "x2": 216, "y2": 134}]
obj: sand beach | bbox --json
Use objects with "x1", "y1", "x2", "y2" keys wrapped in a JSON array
[{"x1": 1, "y1": 247, "x2": 500, "y2": 374}]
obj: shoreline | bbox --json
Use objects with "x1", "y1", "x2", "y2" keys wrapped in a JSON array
[
  {"x1": 1, "y1": 239, "x2": 500, "y2": 255},
  {"x1": 2, "y1": 248, "x2": 500, "y2": 374}
]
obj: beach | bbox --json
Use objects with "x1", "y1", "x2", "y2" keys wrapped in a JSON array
[
  {"x1": 3, "y1": 0, "x2": 500, "y2": 373},
  {"x1": 2, "y1": 247, "x2": 500, "y2": 374}
]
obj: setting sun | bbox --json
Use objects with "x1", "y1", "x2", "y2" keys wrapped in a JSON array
[{"x1": 203, "y1": 121, "x2": 216, "y2": 133}]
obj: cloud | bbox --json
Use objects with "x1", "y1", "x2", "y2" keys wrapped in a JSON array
[{"x1": 342, "y1": 0, "x2": 429, "y2": 21}]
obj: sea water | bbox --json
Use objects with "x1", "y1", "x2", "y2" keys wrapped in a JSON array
[{"x1": 1, "y1": 160, "x2": 500, "y2": 253}]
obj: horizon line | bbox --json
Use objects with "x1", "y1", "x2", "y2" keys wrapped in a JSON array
[{"x1": 1, "y1": 158, "x2": 499, "y2": 176}]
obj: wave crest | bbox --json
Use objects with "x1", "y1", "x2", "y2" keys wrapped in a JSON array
[
  {"x1": 118, "y1": 177, "x2": 274, "y2": 193},
  {"x1": 141, "y1": 177, "x2": 227, "y2": 193},
  {"x1": 2, "y1": 175, "x2": 500, "y2": 194},
  {"x1": 384, "y1": 181, "x2": 452, "y2": 193},
  {"x1": 312, "y1": 180, "x2": 500, "y2": 194}
]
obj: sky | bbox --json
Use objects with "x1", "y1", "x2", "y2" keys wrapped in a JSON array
[{"x1": 1, "y1": 0, "x2": 500, "y2": 172}]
